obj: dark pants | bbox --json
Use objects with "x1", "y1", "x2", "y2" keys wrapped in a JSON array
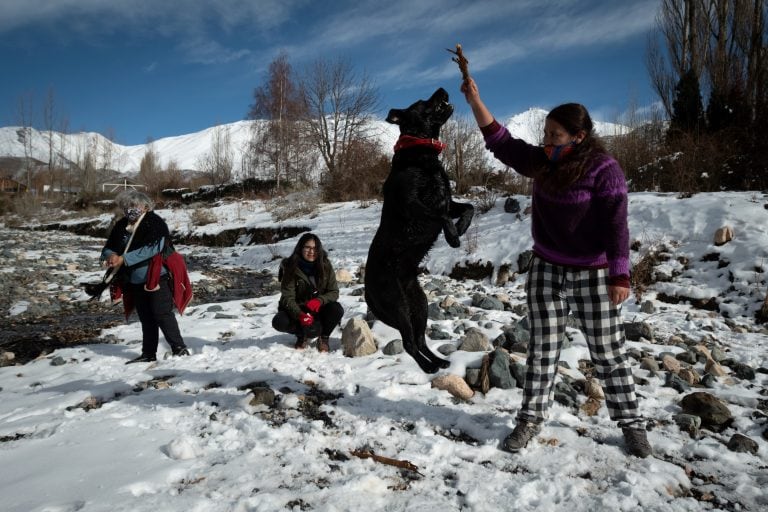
[
  {"x1": 132, "y1": 277, "x2": 186, "y2": 356},
  {"x1": 272, "y1": 302, "x2": 344, "y2": 339}
]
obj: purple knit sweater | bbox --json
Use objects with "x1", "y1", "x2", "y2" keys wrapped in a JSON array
[{"x1": 482, "y1": 120, "x2": 630, "y2": 281}]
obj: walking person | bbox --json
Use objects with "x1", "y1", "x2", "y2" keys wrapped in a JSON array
[
  {"x1": 101, "y1": 190, "x2": 190, "y2": 364},
  {"x1": 461, "y1": 78, "x2": 652, "y2": 457},
  {"x1": 272, "y1": 233, "x2": 344, "y2": 352}
]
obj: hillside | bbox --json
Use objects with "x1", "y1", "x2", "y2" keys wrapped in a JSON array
[{"x1": 0, "y1": 110, "x2": 628, "y2": 179}]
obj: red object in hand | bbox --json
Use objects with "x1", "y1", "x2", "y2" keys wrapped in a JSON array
[
  {"x1": 305, "y1": 298, "x2": 322, "y2": 313},
  {"x1": 299, "y1": 313, "x2": 314, "y2": 326}
]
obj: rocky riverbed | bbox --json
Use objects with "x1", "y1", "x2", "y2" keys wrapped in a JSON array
[{"x1": 0, "y1": 227, "x2": 273, "y2": 364}]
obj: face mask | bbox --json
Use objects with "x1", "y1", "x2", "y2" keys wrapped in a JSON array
[
  {"x1": 124, "y1": 207, "x2": 142, "y2": 222},
  {"x1": 543, "y1": 141, "x2": 576, "y2": 162}
]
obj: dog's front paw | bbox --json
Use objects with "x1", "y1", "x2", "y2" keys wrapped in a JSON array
[
  {"x1": 455, "y1": 208, "x2": 474, "y2": 236},
  {"x1": 455, "y1": 218, "x2": 471, "y2": 236},
  {"x1": 443, "y1": 222, "x2": 461, "y2": 248}
]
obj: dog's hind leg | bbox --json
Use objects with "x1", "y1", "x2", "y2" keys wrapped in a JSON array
[
  {"x1": 404, "y1": 279, "x2": 450, "y2": 372},
  {"x1": 366, "y1": 278, "x2": 437, "y2": 372}
]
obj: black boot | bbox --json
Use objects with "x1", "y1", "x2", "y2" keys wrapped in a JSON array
[{"x1": 126, "y1": 354, "x2": 156, "y2": 364}]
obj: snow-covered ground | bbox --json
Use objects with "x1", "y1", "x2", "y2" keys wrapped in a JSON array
[{"x1": 1, "y1": 191, "x2": 767, "y2": 511}]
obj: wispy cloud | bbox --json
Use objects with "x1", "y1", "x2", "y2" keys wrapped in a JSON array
[
  {"x1": 179, "y1": 39, "x2": 251, "y2": 65},
  {"x1": 0, "y1": 0, "x2": 306, "y2": 64},
  {"x1": 143, "y1": 62, "x2": 157, "y2": 73},
  {"x1": 276, "y1": 0, "x2": 659, "y2": 90}
]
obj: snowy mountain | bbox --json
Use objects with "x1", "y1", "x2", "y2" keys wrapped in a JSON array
[
  {"x1": 0, "y1": 112, "x2": 628, "y2": 177},
  {"x1": 505, "y1": 107, "x2": 629, "y2": 145}
]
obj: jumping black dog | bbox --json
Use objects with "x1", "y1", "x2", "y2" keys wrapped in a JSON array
[{"x1": 365, "y1": 88, "x2": 474, "y2": 374}]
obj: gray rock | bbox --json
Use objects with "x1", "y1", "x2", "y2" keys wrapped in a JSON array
[
  {"x1": 722, "y1": 359, "x2": 756, "y2": 380},
  {"x1": 726, "y1": 433, "x2": 758, "y2": 455},
  {"x1": 459, "y1": 328, "x2": 491, "y2": 352},
  {"x1": 639, "y1": 357, "x2": 660, "y2": 374},
  {"x1": 553, "y1": 381, "x2": 579, "y2": 409},
  {"x1": 664, "y1": 372, "x2": 690, "y2": 393},
  {"x1": 710, "y1": 347, "x2": 727, "y2": 362},
  {"x1": 429, "y1": 326, "x2": 452, "y2": 340},
  {"x1": 504, "y1": 197, "x2": 521, "y2": 214},
  {"x1": 489, "y1": 348, "x2": 516, "y2": 389},
  {"x1": 249, "y1": 387, "x2": 276, "y2": 407},
  {"x1": 437, "y1": 343, "x2": 457, "y2": 356},
  {"x1": 341, "y1": 317, "x2": 378, "y2": 357},
  {"x1": 471, "y1": 294, "x2": 504, "y2": 311},
  {"x1": 673, "y1": 413, "x2": 701, "y2": 438},
  {"x1": 501, "y1": 320, "x2": 530, "y2": 347},
  {"x1": 517, "y1": 250, "x2": 534, "y2": 273},
  {"x1": 465, "y1": 368, "x2": 481, "y2": 388},
  {"x1": 700, "y1": 373, "x2": 718, "y2": 388},
  {"x1": 510, "y1": 362, "x2": 526, "y2": 388},
  {"x1": 50, "y1": 356, "x2": 67, "y2": 366},
  {"x1": 624, "y1": 321, "x2": 654, "y2": 341},
  {"x1": 382, "y1": 339, "x2": 403, "y2": 355},
  {"x1": 679, "y1": 391, "x2": 733, "y2": 431},
  {"x1": 444, "y1": 302, "x2": 470, "y2": 318},
  {"x1": 427, "y1": 302, "x2": 446, "y2": 320},
  {"x1": 675, "y1": 350, "x2": 698, "y2": 365}
]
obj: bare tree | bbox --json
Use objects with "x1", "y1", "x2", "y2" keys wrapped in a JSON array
[
  {"x1": 72, "y1": 134, "x2": 99, "y2": 201},
  {"x1": 440, "y1": 115, "x2": 494, "y2": 194},
  {"x1": 647, "y1": 0, "x2": 709, "y2": 117},
  {"x1": 138, "y1": 140, "x2": 162, "y2": 195},
  {"x1": 247, "y1": 52, "x2": 307, "y2": 189},
  {"x1": 299, "y1": 57, "x2": 379, "y2": 185},
  {"x1": 649, "y1": 0, "x2": 767, "y2": 122},
  {"x1": 15, "y1": 92, "x2": 35, "y2": 192},
  {"x1": 56, "y1": 117, "x2": 72, "y2": 196},
  {"x1": 197, "y1": 124, "x2": 233, "y2": 188},
  {"x1": 745, "y1": 0, "x2": 766, "y2": 120},
  {"x1": 42, "y1": 87, "x2": 57, "y2": 194},
  {"x1": 161, "y1": 158, "x2": 186, "y2": 191},
  {"x1": 99, "y1": 127, "x2": 117, "y2": 176}
]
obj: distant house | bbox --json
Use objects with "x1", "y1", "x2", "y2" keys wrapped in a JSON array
[{"x1": 0, "y1": 176, "x2": 27, "y2": 194}]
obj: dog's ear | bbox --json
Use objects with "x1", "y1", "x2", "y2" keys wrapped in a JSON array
[{"x1": 386, "y1": 109, "x2": 402, "y2": 125}]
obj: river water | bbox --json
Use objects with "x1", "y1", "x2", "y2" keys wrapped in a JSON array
[{"x1": 0, "y1": 227, "x2": 273, "y2": 364}]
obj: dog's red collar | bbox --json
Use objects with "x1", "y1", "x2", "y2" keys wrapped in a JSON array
[{"x1": 394, "y1": 135, "x2": 447, "y2": 154}]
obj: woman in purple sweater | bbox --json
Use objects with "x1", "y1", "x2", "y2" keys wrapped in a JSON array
[{"x1": 461, "y1": 78, "x2": 651, "y2": 458}]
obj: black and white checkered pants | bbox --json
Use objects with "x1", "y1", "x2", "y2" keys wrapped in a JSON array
[{"x1": 518, "y1": 256, "x2": 640, "y2": 425}]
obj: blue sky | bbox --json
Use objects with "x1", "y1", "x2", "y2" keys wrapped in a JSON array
[{"x1": 0, "y1": 0, "x2": 661, "y2": 146}]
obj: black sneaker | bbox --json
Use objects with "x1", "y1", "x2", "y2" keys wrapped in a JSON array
[
  {"x1": 172, "y1": 347, "x2": 190, "y2": 357},
  {"x1": 126, "y1": 354, "x2": 156, "y2": 364},
  {"x1": 501, "y1": 420, "x2": 541, "y2": 452},
  {"x1": 622, "y1": 426, "x2": 652, "y2": 458}
]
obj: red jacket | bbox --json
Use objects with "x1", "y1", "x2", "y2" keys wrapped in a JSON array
[{"x1": 116, "y1": 251, "x2": 193, "y2": 319}]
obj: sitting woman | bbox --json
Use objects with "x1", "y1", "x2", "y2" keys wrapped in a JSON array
[{"x1": 272, "y1": 233, "x2": 344, "y2": 351}]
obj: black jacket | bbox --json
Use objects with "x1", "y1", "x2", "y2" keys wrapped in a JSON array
[{"x1": 277, "y1": 258, "x2": 339, "y2": 320}]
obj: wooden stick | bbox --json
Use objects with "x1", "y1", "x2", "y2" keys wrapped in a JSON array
[
  {"x1": 446, "y1": 44, "x2": 470, "y2": 81},
  {"x1": 350, "y1": 450, "x2": 423, "y2": 475}
]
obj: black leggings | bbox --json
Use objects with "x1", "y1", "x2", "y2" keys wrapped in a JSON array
[
  {"x1": 132, "y1": 277, "x2": 186, "y2": 356},
  {"x1": 272, "y1": 302, "x2": 344, "y2": 338}
]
